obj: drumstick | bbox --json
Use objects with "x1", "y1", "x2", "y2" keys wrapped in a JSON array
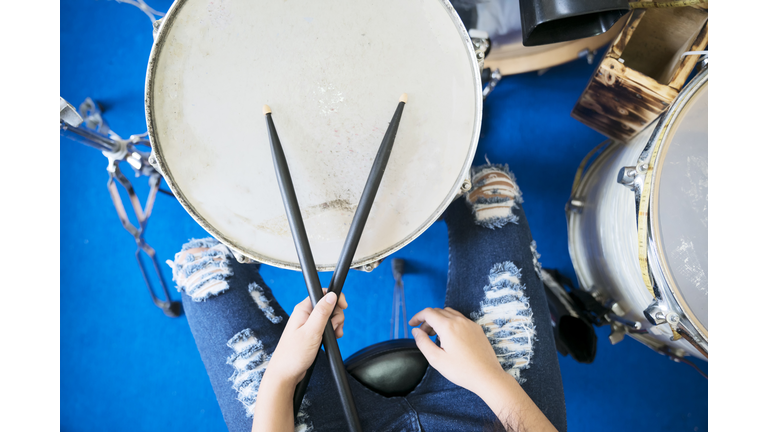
[
  {"x1": 263, "y1": 105, "x2": 363, "y2": 432},
  {"x1": 329, "y1": 93, "x2": 407, "y2": 297},
  {"x1": 292, "y1": 94, "x2": 408, "y2": 414}
]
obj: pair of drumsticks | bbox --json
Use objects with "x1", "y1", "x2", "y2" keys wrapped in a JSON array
[{"x1": 263, "y1": 94, "x2": 408, "y2": 432}]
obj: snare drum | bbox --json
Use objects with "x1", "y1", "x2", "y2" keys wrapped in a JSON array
[
  {"x1": 145, "y1": 0, "x2": 482, "y2": 271},
  {"x1": 567, "y1": 67, "x2": 708, "y2": 360}
]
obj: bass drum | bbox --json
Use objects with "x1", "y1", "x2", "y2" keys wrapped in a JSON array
[
  {"x1": 145, "y1": 0, "x2": 482, "y2": 271},
  {"x1": 567, "y1": 67, "x2": 708, "y2": 360}
]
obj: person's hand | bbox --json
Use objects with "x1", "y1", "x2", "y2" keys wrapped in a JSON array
[
  {"x1": 409, "y1": 307, "x2": 504, "y2": 395},
  {"x1": 265, "y1": 289, "x2": 348, "y2": 387}
]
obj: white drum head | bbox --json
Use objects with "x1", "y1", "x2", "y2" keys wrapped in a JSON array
[
  {"x1": 652, "y1": 79, "x2": 708, "y2": 335},
  {"x1": 146, "y1": 0, "x2": 481, "y2": 270}
]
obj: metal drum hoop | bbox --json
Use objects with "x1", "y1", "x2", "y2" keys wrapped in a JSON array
[
  {"x1": 143, "y1": 0, "x2": 483, "y2": 271},
  {"x1": 643, "y1": 67, "x2": 709, "y2": 349}
]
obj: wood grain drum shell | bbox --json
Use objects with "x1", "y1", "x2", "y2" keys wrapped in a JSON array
[{"x1": 144, "y1": 0, "x2": 482, "y2": 271}]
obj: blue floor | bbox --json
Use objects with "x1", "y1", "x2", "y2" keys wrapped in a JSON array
[{"x1": 60, "y1": 1, "x2": 707, "y2": 431}]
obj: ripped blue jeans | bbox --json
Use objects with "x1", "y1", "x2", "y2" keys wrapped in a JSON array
[{"x1": 172, "y1": 164, "x2": 567, "y2": 431}]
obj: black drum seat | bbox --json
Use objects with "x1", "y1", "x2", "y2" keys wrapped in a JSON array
[{"x1": 344, "y1": 339, "x2": 428, "y2": 397}]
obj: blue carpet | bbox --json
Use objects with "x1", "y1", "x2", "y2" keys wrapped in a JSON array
[{"x1": 60, "y1": 1, "x2": 707, "y2": 431}]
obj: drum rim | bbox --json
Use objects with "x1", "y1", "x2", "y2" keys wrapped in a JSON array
[
  {"x1": 144, "y1": 0, "x2": 483, "y2": 271},
  {"x1": 566, "y1": 140, "x2": 617, "y2": 301},
  {"x1": 647, "y1": 68, "x2": 708, "y2": 341}
]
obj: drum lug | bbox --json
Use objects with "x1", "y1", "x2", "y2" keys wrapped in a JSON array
[
  {"x1": 453, "y1": 177, "x2": 473, "y2": 200},
  {"x1": 566, "y1": 199, "x2": 585, "y2": 214},
  {"x1": 233, "y1": 251, "x2": 255, "y2": 264},
  {"x1": 461, "y1": 178, "x2": 472, "y2": 193},
  {"x1": 617, "y1": 166, "x2": 638, "y2": 189},
  {"x1": 152, "y1": 17, "x2": 164, "y2": 40},
  {"x1": 643, "y1": 301, "x2": 667, "y2": 326},
  {"x1": 355, "y1": 259, "x2": 383, "y2": 273},
  {"x1": 469, "y1": 29, "x2": 490, "y2": 70},
  {"x1": 147, "y1": 152, "x2": 165, "y2": 177},
  {"x1": 148, "y1": 152, "x2": 158, "y2": 169}
]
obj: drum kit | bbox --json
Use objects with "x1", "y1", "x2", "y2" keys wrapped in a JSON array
[{"x1": 60, "y1": 0, "x2": 708, "y2": 427}]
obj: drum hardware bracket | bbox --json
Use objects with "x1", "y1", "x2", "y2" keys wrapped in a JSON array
[
  {"x1": 233, "y1": 251, "x2": 255, "y2": 264},
  {"x1": 617, "y1": 166, "x2": 638, "y2": 188},
  {"x1": 666, "y1": 313, "x2": 680, "y2": 326},
  {"x1": 577, "y1": 49, "x2": 598, "y2": 65},
  {"x1": 152, "y1": 17, "x2": 164, "y2": 40},
  {"x1": 469, "y1": 29, "x2": 490, "y2": 70},
  {"x1": 643, "y1": 301, "x2": 683, "y2": 342},
  {"x1": 609, "y1": 301, "x2": 626, "y2": 317},
  {"x1": 643, "y1": 301, "x2": 668, "y2": 326},
  {"x1": 666, "y1": 313, "x2": 683, "y2": 341},
  {"x1": 454, "y1": 176, "x2": 473, "y2": 200},
  {"x1": 565, "y1": 199, "x2": 585, "y2": 214},
  {"x1": 609, "y1": 322, "x2": 626, "y2": 344},
  {"x1": 461, "y1": 178, "x2": 473, "y2": 193},
  {"x1": 60, "y1": 96, "x2": 182, "y2": 318},
  {"x1": 354, "y1": 259, "x2": 383, "y2": 273},
  {"x1": 607, "y1": 312, "x2": 641, "y2": 330},
  {"x1": 481, "y1": 68, "x2": 502, "y2": 100}
]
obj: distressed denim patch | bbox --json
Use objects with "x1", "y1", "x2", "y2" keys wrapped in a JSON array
[
  {"x1": 465, "y1": 164, "x2": 523, "y2": 229},
  {"x1": 226, "y1": 329, "x2": 271, "y2": 419},
  {"x1": 530, "y1": 240, "x2": 543, "y2": 280},
  {"x1": 166, "y1": 238, "x2": 233, "y2": 301},
  {"x1": 248, "y1": 282, "x2": 284, "y2": 324},
  {"x1": 471, "y1": 261, "x2": 536, "y2": 383}
]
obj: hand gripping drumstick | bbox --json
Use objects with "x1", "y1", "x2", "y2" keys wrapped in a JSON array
[
  {"x1": 292, "y1": 94, "x2": 408, "y2": 415},
  {"x1": 264, "y1": 104, "x2": 363, "y2": 432}
]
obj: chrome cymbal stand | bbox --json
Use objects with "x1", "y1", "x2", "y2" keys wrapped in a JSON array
[
  {"x1": 390, "y1": 258, "x2": 407, "y2": 339},
  {"x1": 60, "y1": 97, "x2": 181, "y2": 317}
]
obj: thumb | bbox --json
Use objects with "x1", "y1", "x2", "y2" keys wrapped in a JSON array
[
  {"x1": 303, "y1": 291, "x2": 338, "y2": 336},
  {"x1": 411, "y1": 327, "x2": 443, "y2": 365}
]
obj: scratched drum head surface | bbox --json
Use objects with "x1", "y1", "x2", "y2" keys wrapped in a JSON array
[
  {"x1": 652, "y1": 77, "x2": 708, "y2": 334},
  {"x1": 146, "y1": 0, "x2": 481, "y2": 270}
]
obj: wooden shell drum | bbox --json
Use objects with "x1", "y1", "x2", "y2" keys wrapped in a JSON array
[
  {"x1": 475, "y1": 0, "x2": 627, "y2": 75},
  {"x1": 145, "y1": 0, "x2": 482, "y2": 271},
  {"x1": 567, "y1": 68, "x2": 708, "y2": 360}
]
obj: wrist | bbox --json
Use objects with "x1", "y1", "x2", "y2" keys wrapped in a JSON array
[
  {"x1": 262, "y1": 365, "x2": 301, "y2": 391},
  {"x1": 467, "y1": 366, "x2": 509, "y2": 396},
  {"x1": 472, "y1": 368, "x2": 518, "y2": 401},
  {"x1": 252, "y1": 366, "x2": 297, "y2": 432}
]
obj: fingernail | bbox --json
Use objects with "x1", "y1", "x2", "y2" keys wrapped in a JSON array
[
  {"x1": 411, "y1": 328, "x2": 418, "y2": 336},
  {"x1": 325, "y1": 292, "x2": 337, "y2": 304}
]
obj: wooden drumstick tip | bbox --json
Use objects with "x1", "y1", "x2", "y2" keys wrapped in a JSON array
[
  {"x1": 263, "y1": 105, "x2": 271, "y2": 115},
  {"x1": 399, "y1": 93, "x2": 408, "y2": 104}
]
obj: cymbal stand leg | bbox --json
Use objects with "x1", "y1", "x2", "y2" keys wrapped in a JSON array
[
  {"x1": 61, "y1": 96, "x2": 181, "y2": 317},
  {"x1": 107, "y1": 167, "x2": 182, "y2": 317}
]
